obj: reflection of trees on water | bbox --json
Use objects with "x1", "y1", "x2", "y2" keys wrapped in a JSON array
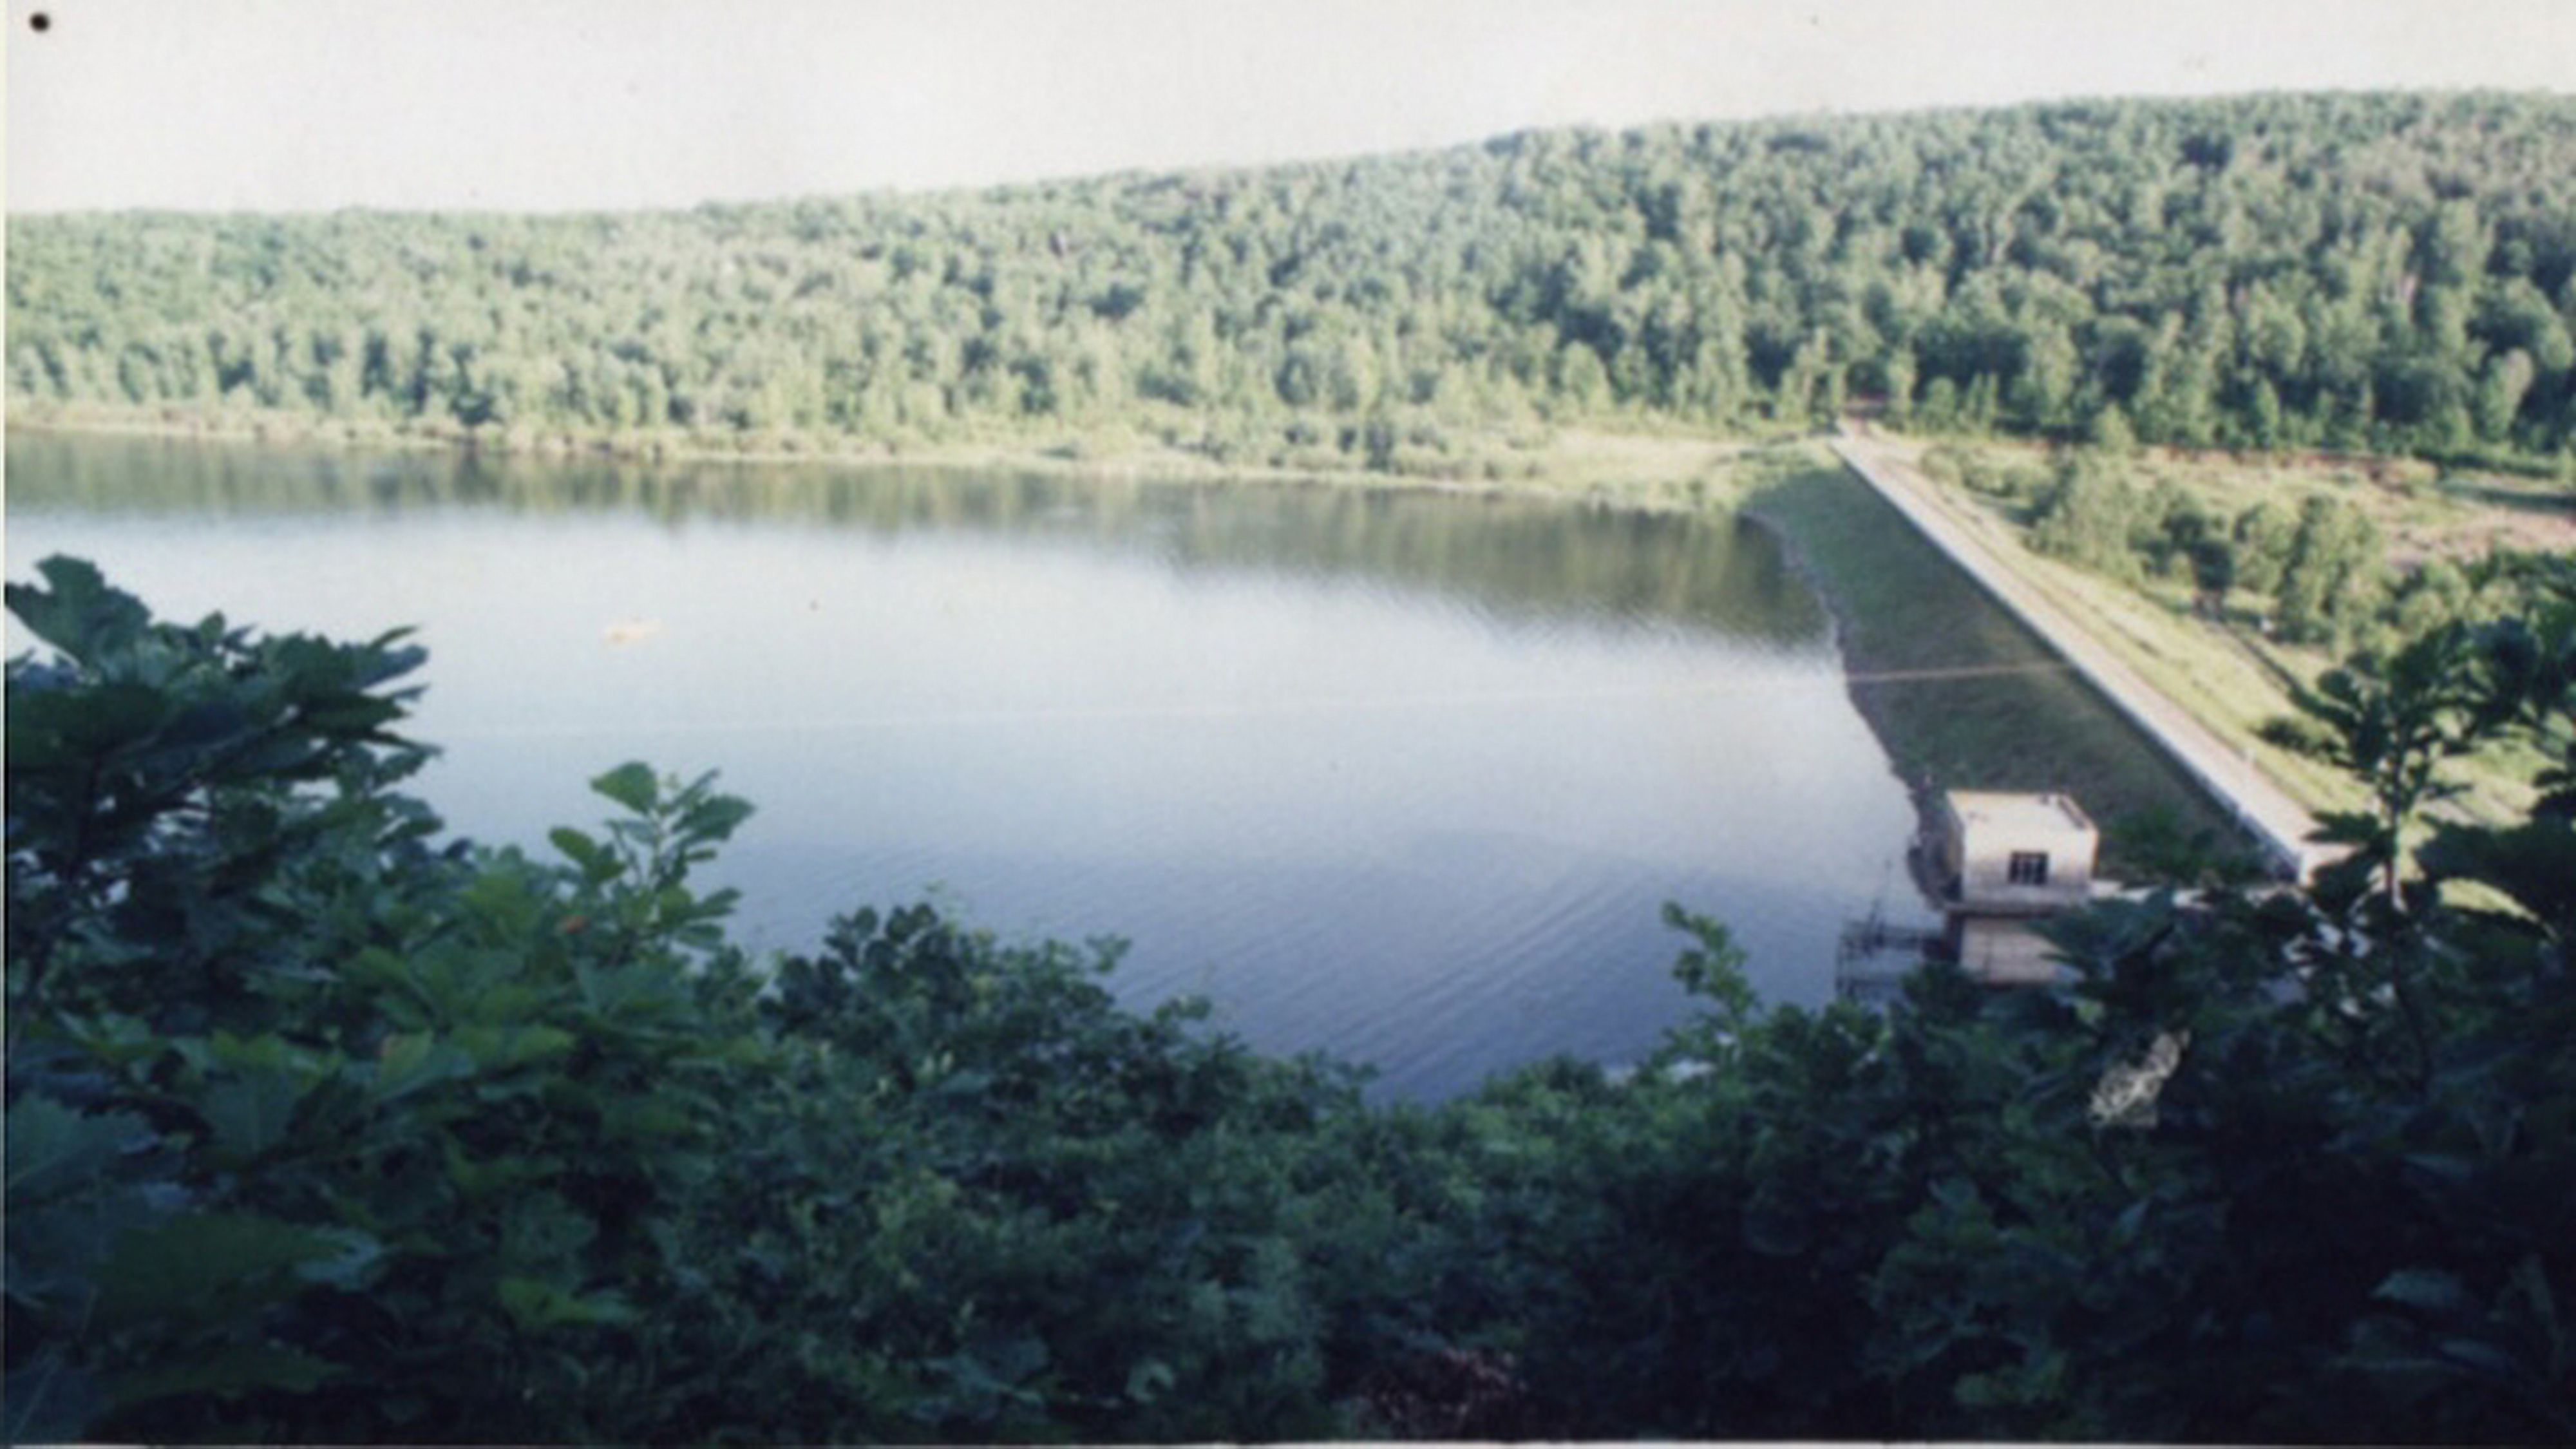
[
  {"x1": 6, "y1": 431, "x2": 1825, "y2": 645},
  {"x1": 12, "y1": 429, "x2": 2253, "y2": 867}
]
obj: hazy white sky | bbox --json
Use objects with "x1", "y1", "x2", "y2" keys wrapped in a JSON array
[{"x1": 6, "y1": 0, "x2": 2572, "y2": 213}]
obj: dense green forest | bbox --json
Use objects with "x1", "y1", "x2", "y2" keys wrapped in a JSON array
[
  {"x1": 12, "y1": 91, "x2": 2576, "y2": 473},
  {"x1": 8, "y1": 553, "x2": 2573, "y2": 1441}
]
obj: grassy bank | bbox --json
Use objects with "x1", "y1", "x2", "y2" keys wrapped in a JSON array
[
  {"x1": 1738, "y1": 449, "x2": 2258, "y2": 878},
  {"x1": 1899, "y1": 435, "x2": 2560, "y2": 827},
  {"x1": 4, "y1": 399, "x2": 1762, "y2": 512}
]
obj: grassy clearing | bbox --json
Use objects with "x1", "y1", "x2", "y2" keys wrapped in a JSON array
[
  {"x1": 1902, "y1": 435, "x2": 2562, "y2": 825},
  {"x1": 1921, "y1": 433, "x2": 2576, "y2": 568}
]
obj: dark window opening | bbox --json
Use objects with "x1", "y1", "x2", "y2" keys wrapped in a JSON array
[{"x1": 2007, "y1": 851, "x2": 2050, "y2": 886}]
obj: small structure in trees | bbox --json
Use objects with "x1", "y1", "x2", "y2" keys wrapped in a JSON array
[
  {"x1": 1839, "y1": 790, "x2": 2106, "y2": 999},
  {"x1": 1929, "y1": 790, "x2": 2098, "y2": 914}
]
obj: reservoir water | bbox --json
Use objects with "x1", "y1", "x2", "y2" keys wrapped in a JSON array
[{"x1": 6, "y1": 431, "x2": 1933, "y2": 1097}]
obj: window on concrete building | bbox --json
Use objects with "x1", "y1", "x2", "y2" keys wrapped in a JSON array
[{"x1": 2007, "y1": 851, "x2": 2050, "y2": 886}]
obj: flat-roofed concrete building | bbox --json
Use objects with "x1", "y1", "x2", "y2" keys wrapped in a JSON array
[{"x1": 1933, "y1": 790, "x2": 2098, "y2": 916}]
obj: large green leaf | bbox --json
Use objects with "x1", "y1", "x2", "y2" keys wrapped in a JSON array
[
  {"x1": 589, "y1": 761, "x2": 660, "y2": 816},
  {"x1": 200, "y1": 1066, "x2": 317, "y2": 1166},
  {"x1": 497, "y1": 1276, "x2": 636, "y2": 1331},
  {"x1": 6, "y1": 681, "x2": 169, "y2": 761},
  {"x1": 4, "y1": 555, "x2": 151, "y2": 664},
  {"x1": 2374, "y1": 1267, "x2": 2470, "y2": 1316},
  {"x1": 453, "y1": 1023, "x2": 578, "y2": 1071},
  {"x1": 677, "y1": 788, "x2": 755, "y2": 845},
  {"x1": 5, "y1": 1096, "x2": 150, "y2": 1204},
  {"x1": 549, "y1": 825, "x2": 618, "y2": 882},
  {"x1": 93, "y1": 1213, "x2": 343, "y2": 1328},
  {"x1": 109, "y1": 1340, "x2": 339, "y2": 1412},
  {"x1": 367, "y1": 1030, "x2": 478, "y2": 1104}
]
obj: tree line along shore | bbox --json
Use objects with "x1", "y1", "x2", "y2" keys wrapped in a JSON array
[{"x1": 10, "y1": 91, "x2": 2576, "y2": 480}]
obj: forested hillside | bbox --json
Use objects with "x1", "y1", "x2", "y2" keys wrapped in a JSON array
[{"x1": 11, "y1": 92, "x2": 2576, "y2": 470}]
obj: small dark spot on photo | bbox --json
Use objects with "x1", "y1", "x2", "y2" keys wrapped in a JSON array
[{"x1": 30, "y1": 10, "x2": 51, "y2": 32}]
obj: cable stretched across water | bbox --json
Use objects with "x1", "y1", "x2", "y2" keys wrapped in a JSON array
[
  {"x1": 1842, "y1": 660, "x2": 2075, "y2": 685},
  {"x1": 435, "y1": 659, "x2": 2076, "y2": 742}
]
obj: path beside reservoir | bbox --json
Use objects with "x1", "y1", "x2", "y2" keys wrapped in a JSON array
[{"x1": 1828, "y1": 428, "x2": 2327, "y2": 882}]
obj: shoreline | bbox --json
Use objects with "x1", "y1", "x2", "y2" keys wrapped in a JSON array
[
  {"x1": 0, "y1": 412, "x2": 2322, "y2": 880},
  {"x1": 1727, "y1": 470, "x2": 1953, "y2": 897},
  {"x1": 1, "y1": 406, "x2": 1762, "y2": 515}
]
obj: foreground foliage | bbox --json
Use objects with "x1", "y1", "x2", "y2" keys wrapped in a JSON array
[{"x1": 6, "y1": 556, "x2": 2571, "y2": 1441}]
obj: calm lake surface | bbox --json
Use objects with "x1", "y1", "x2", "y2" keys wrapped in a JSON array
[{"x1": 6, "y1": 431, "x2": 1936, "y2": 1097}]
